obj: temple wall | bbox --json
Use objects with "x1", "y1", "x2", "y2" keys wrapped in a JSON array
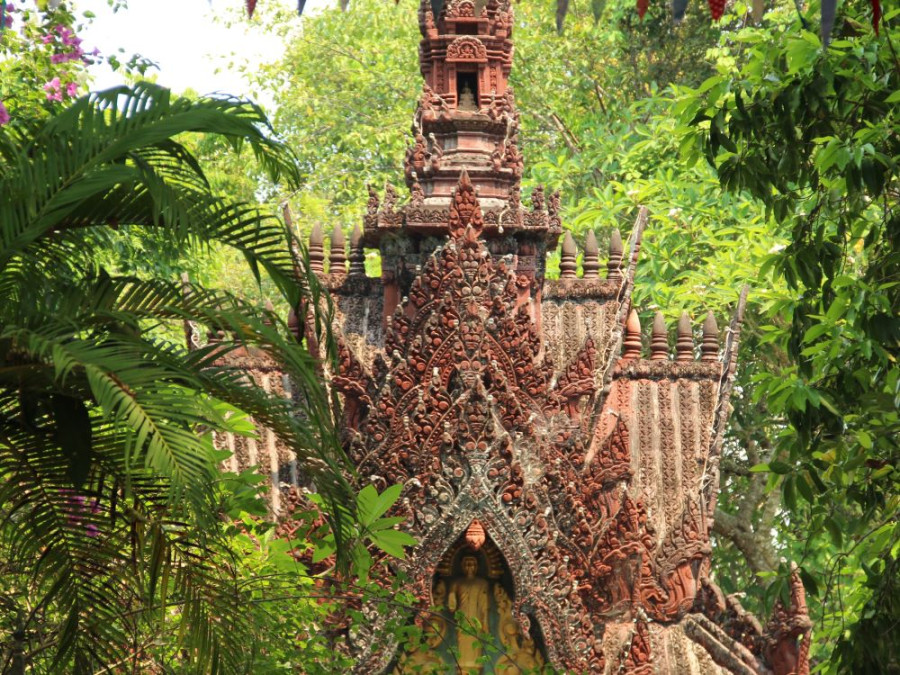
[
  {"x1": 213, "y1": 361, "x2": 302, "y2": 515},
  {"x1": 334, "y1": 291, "x2": 385, "y2": 368},
  {"x1": 540, "y1": 288, "x2": 621, "y2": 379},
  {"x1": 609, "y1": 363, "x2": 721, "y2": 557}
]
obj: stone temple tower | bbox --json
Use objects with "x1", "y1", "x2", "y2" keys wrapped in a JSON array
[{"x1": 215, "y1": 0, "x2": 813, "y2": 671}]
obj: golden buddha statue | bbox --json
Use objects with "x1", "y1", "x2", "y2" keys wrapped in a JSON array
[{"x1": 448, "y1": 555, "x2": 491, "y2": 673}]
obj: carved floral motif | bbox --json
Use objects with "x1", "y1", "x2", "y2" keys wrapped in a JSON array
[{"x1": 446, "y1": 36, "x2": 488, "y2": 63}]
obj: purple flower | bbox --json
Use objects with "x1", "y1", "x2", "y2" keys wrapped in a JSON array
[
  {"x1": 41, "y1": 34, "x2": 54, "y2": 44},
  {"x1": 0, "y1": 101, "x2": 9, "y2": 126},
  {"x1": 44, "y1": 78, "x2": 63, "y2": 102},
  {"x1": 85, "y1": 523, "x2": 100, "y2": 538}
]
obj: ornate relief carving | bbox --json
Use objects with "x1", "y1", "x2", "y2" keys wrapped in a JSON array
[
  {"x1": 763, "y1": 566, "x2": 812, "y2": 675},
  {"x1": 446, "y1": 36, "x2": 488, "y2": 63},
  {"x1": 303, "y1": 0, "x2": 810, "y2": 671}
]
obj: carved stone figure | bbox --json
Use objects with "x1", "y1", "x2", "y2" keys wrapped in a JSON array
[
  {"x1": 491, "y1": 142, "x2": 504, "y2": 172},
  {"x1": 410, "y1": 173, "x2": 425, "y2": 206},
  {"x1": 427, "y1": 133, "x2": 443, "y2": 173},
  {"x1": 447, "y1": 556, "x2": 490, "y2": 672},
  {"x1": 459, "y1": 82, "x2": 477, "y2": 111}
]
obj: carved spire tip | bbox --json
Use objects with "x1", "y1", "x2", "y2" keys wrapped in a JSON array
[
  {"x1": 701, "y1": 310, "x2": 719, "y2": 362},
  {"x1": 650, "y1": 311, "x2": 668, "y2": 360},
  {"x1": 623, "y1": 309, "x2": 642, "y2": 360},
  {"x1": 675, "y1": 311, "x2": 693, "y2": 362},
  {"x1": 309, "y1": 222, "x2": 324, "y2": 246}
]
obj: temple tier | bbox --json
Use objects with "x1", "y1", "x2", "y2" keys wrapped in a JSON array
[{"x1": 211, "y1": 0, "x2": 813, "y2": 671}]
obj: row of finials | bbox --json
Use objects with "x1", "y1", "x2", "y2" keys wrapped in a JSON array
[{"x1": 306, "y1": 223, "x2": 631, "y2": 282}]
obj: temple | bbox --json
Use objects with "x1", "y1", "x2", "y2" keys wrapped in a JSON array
[{"x1": 210, "y1": 0, "x2": 813, "y2": 672}]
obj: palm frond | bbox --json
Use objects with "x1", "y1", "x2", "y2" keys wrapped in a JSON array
[{"x1": 0, "y1": 83, "x2": 353, "y2": 672}]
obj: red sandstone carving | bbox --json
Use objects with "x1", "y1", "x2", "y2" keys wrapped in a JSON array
[
  {"x1": 446, "y1": 36, "x2": 487, "y2": 62},
  {"x1": 764, "y1": 566, "x2": 812, "y2": 675},
  {"x1": 231, "y1": 1, "x2": 812, "y2": 672}
]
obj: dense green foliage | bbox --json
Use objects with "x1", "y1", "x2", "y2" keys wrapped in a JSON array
[
  {"x1": 679, "y1": 3, "x2": 900, "y2": 670},
  {"x1": 0, "y1": 82, "x2": 361, "y2": 673}
]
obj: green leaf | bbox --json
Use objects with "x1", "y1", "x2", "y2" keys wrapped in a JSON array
[
  {"x1": 798, "y1": 567, "x2": 819, "y2": 597},
  {"x1": 825, "y1": 516, "x2": 844, "y2": 547},
  {"x1": 769, "y1": 460, "x2": 792, "y2": 475},
  {"x1": 370, "y1": 529, "x2": 417, "y2": 558},
  {"x1": 357, "y1": 483, "x2": 402, "y2": 526}
]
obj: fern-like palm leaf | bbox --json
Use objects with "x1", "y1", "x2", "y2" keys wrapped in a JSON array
[{"x1": 0, "y1": 84, "x2": 352, "y2": 673}]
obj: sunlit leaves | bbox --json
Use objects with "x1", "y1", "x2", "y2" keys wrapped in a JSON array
[
  {"x1": 0, "y1": 84, "x2": 355, "y2": 672},
  {"x1": 677, "y1": 4, "x2": 900, "y2": 670}
]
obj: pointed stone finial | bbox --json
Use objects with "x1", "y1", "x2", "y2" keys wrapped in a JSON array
[
  {"x1": 309, "y1": 223, "x2": 324, "y2": 274},
  {"x1": 676, "y1": 312, "x2": 694, "y2": 362},
  {"x1": 464, "y1": 519, "x2": 486, "y2": 551},
  {"x1": 607, "y1": 228, "x2": 623, "y2": 282},
  {"x1": 701, "y1": 311, "x2": 719, "y2": 362},
  {"x1": 560, "y1": 231, "x2": 577, "y2": 279},
  {"x1": 583, "y1": 230, "x2": 600, "y2": 279},
  {"x1": 348, "y1": 223, "x2": 365, "y2": 277},
  {"x1": 448, "y1": 169, "x2": 483, "y2": 239},
  {"x1": 650, "y1": 312, "x2": 668, "y2": 360},
  {"x1": 282, "y1": 202, "x2": 295, "y2": 230},
  {"x1": 623, "y1": 309, "x2": 642, "y2": 360},
  {"x1": 329, "y1": 226, "x2": 347, "y2": 274}
]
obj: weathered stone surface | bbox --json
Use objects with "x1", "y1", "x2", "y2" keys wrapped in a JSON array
[{"x1": 208, "y1": 0, "x2": 812, "y2": 671}]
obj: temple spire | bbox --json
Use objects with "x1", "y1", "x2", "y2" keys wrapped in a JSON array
[{"x1": 406, "y1": 0, "x2": 519, "y2": 204}]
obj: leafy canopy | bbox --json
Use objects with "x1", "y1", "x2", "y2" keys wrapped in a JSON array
[{"x1": 0, "y1": 82, "x2": 360, "y2": 673}]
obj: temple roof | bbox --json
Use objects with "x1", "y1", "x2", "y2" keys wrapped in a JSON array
[{"x1": 206, "y1": 2, "x2": 813, "y2": 671}]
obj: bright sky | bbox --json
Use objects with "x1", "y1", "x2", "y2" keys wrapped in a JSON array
[{"x1": 75, "y1": 0, "x2": 329, "y2": 103}]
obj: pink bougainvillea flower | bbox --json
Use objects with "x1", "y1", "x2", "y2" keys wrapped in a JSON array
[
  {"x1": 0, "y1": 101, "x2": 10, "y2": 126},
  {"x1": 43, "y1": 77, "x2": 63, "y2": 102},
  {"x1": 65, "y1": 81, "x2": 78, "y2": 97}
]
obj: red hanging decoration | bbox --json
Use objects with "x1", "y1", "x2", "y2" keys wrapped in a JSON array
[
  {"x1": 246, "y1": 0, "x2": 257, "y2": 18},
  {"x1": 872, "y1": 0, "x2": 881, "y2": 34},
  {"x1": 708, "y1": 0, "x2": 725, "y2": 20},
  {"x1": 637, "y1": 0, "x2": 649, "y2": 19}
]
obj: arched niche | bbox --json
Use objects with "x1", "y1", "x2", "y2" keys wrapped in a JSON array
[{"x1": 391, "y1": 526, "x2": 548, "y2": 674}]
